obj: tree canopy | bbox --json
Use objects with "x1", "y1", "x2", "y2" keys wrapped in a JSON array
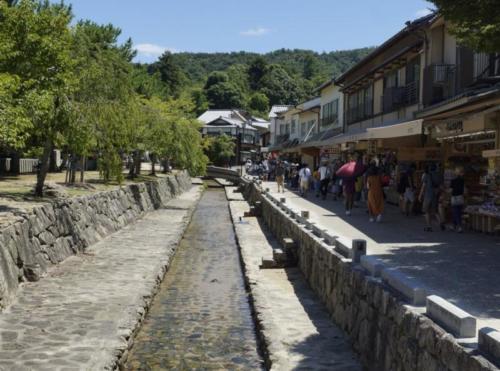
[
  {"x1": 0, "y1": 0, "x2": 208, "y2": 196},
  {"x1": 429, "y1": 0, "x2": 500, "y2": 53}
]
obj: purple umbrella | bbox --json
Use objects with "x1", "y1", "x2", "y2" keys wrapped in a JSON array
[{"x1": 336, "y1": 161, "x2": 366, "y2": 178}]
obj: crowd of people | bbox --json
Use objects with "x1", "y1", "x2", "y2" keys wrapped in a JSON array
[{"x1": 266, "y1": 155, "x2": 466, "y2": 233}]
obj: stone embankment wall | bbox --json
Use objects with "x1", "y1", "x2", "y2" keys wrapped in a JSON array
[
  {"x1": 0, "y1": 172, "x2": 192, "y2": 308},
  {"x1": 241, "y1": 180, "x2": 498, "y2": 371}
]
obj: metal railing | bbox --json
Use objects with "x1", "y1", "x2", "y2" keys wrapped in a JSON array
[
  {"x1": 346, "y1": 99, "x2": 373, "y2": 125},
  {"x1": 423, "y1": 64, "x2": 457, "y2": 106}
]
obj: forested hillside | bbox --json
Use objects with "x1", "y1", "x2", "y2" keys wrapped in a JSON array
[{"x1": 141, "y1": 47, "x2": 375, "y2": 117}]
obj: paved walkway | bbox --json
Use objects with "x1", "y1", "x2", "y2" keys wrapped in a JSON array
[
  {"x1": 229, "y1": 199, "x2": 362, "y2": 370},
  {"x1": 264, "y1": 181, "x2": 500, "y2": 333},
  {"x1": 0, "y1": 186, "x2": 203, "y2": 371}
]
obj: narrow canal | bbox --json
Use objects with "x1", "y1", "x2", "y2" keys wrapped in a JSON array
[{"x1": 125, "y1": 186, "x2": 264, "y2": 370}]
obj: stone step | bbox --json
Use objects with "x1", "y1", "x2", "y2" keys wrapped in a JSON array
[
  {"x1": 273, "y1": 248, "x2": 287, "y2": 264},
  {"x1": 260, "y1": 258, "x2": 278, "y2": 269}
]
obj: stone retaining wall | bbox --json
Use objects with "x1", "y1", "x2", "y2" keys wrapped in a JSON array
[
  {"x1": 0, "y1": 172, "x2": 192, "y2": 308},
  {"x1": 241, "y1": 180, "x2": 498, "y2": 371}
]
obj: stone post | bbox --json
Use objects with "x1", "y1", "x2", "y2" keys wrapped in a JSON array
[{"x1": 352, "y1": 239, "x2": 367, "y2": 263}]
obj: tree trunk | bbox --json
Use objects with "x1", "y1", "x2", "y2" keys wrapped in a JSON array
[
  {"x1": 80, "y1": 156, "x2": 86, "y2": 183},
  {"x1": 134, "y1": 151, "x2": 141, "y2": 176},
  {"x1": 35, "y1": 139, "x2": 53, "y2": 197},
  {"x1": 150, "y1": 153, "x2": 156, "y2": 176}
]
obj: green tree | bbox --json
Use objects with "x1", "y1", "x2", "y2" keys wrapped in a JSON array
[
  {"x1": 248, "y1": 56, "x2": 268, "y2": 89},
  {"x1": 0, "y1": 0, "x2": 76, "y2": 196},
  {"x1": 151, "y1": 51, "x2": 187, "y2": 97},
  {"x1": 258, "y1": 65, "x2": 305, "y2": 106},
  {"x1": 0, "y1": 74, "x2": 32, "y2": 150},
  {"x1": 428, "y1": 1, "x2": 500, "y2": 53},
  {"x1": 68, "y1": 20, "x2": 138, "y2": 184},
  {"x1": 303, "y1": 54, "x2": 319, "y2": 80},
  {"x1": 205, "y1": 82, "x2": 245, "y2": 109},
  {"x1": 248, "y1": 92, "x2": 269, "y2": 117},
  {"x1": 205, "y1": 134, "x2": 235, "y2": 166},
  {"x1": 190, "y1": 88, "x2": 209, "y2": 116},
  {"x1": 204, "y1": 71, "x2": 229, "y2": 90}
]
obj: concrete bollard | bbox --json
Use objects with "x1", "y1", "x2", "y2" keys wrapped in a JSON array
[
  {"x1": 479, "y1": 327, "x2": 500, "y2": 364},
  {"x1": 426, "y1": 295, "x2": 477, "y2": 338},
  {"x1": 352, "y1": 239, "x2": 367, "y2": 263},
  {"x1": 323, "y1": 232, "x2": 337, "y2": 246}
]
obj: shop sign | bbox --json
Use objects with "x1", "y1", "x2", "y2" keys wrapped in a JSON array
[
  {"x1": 445, "y1": 120, "x2": 463, "y2": 132},
  {"x1": 398, "y1": 147, "x2": 442, "y2": 161},
  {"x1": 483, "y1": 149, "x2": 500, "y2": 158}
]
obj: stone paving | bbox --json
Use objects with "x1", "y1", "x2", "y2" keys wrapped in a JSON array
[
  {"x1": 125, "y1": 188, "x2": 263, "y2": 370},
  {"x1": 229, "y1": 199, "x2": 362, "y2": 370},
  {"x1": 264, "y1": 181, "x2": 500, "y2": 333},
  {"x1": 0, "y1": 185, "x2": 203, "y2": 371}
]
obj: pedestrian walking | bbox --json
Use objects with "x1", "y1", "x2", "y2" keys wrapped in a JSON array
[
  {"x1": 419, "y1": 164, "x2": 443, "y2": 232},
  {"x1": 299, "y1": 164, "x2": 311, "y2": 197},
  {"x1": 366, "y1": 164, "x2": 384, "y2": 222},
  {"x1": 275, "y1": 161, "x2": 285, "y2": 193},
  {"x1": 318, "y1": 162, "x2": 330, "y2": 200},
  {"x1": 313, "y1": 167, "x2": 321, "y2": 197},
  {"x1": 343, "y1": 177, "x2": 355, "y2": 215},
  {"x1": 398, "y1": 167, "x2": 415, "y2": 216},
  {"x1": 450, "y1": 167, "x2": 465, "y2": 233}
]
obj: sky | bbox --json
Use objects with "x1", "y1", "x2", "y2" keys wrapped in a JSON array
[{"x1": 60, "y1": 0, "x2": 435, "y2": 63}]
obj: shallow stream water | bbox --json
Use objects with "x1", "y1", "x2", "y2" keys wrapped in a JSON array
[{"x1": 126, "y1": 187, "x2": 264, "y2": 370}]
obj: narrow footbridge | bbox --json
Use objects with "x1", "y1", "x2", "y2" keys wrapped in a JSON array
[{"x1": 206, "y1": 166, "x2": 242, "y2": 184}]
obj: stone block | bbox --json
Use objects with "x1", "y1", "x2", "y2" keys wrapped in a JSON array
[
  {"x1": 312, "y1": 224, "x2": 325, "y2": 238},
  {"x1": 334, "y1": 236, "x2": 352, "y2": 258},
  {"x1": 479, "y1": 327, "x2": 500, "y2": 364},
  {"x1": 360, "y1": 255, "x2": 384, "y2": 277},
  {"x1": 323, "y1": 232, "x2": 337, "y2": 246},
  {"x1": 280, "y1": 197, "x2": 286, "y2": 204},
  {"x1": 282, "y1": 238, "x2": 296, "y2": 250},
  {"x1": 272, "y1": 248, "x2": 287, "y2": 264},
  {"x1": 260, "y1": 258, "x2": 277, "y2": 269},
  {"x1": 352, "y1": 239, "x2": 367, "y2": 263},
  {"x1": 426, "y1": 295, "x2": 477, "y2": 338},
  {"x1": 381, "y1": 268, "x2": 427, "y2": 306},
  {"x1": 300, "y1": 210, "x2": 310, "y2": 219}
]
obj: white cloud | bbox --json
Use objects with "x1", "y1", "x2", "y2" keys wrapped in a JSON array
[
  {"x1": 240, "y1": 27, "x2": 271, "y2": 37},
  {"x1": 415, "y1": 8, "x2": 433, "y2": 18},
  {"x1": 135, "y1": 43, "x2": 176, "y2": 58}
]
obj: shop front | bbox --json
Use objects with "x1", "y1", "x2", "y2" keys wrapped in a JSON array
[{"x1": 429, "y1": 114, "x2": 500, "y2": 232}]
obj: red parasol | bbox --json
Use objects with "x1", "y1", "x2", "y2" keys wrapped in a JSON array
[{"x1": 336, "y1": 161, "x2": 366, "y2": 178}]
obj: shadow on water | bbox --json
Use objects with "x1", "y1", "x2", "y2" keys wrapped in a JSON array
[{"x1": 125, "y1": 187, "x2": 264, "y2": 370}]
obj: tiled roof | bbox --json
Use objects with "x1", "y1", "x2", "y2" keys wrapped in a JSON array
[
  {"x1": 197, "y1": 110, "x2": 246, "y2": 124},
  {"x1": 269, "y1": 105, "x2": 294, "y2": 118}
]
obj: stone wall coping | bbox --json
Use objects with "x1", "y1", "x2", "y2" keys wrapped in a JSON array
[
  {"x1": 426, "y1": 295, "x2": 477, "y2": 338},
  {"x1": 479, "y1": 327, "x2": 500, "y2": 366},
  {"x1": 360, "y1": 255, "x2": 385, "y2": 277},
  {"x1": 381, "y1": 267, "x2": 428, "y2": 306}
]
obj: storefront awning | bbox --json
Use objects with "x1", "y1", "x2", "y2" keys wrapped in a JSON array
[{"x1": 364, "y1": 119, "x2": 423, "y2": 139}]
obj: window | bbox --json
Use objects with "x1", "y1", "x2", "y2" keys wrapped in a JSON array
[
  {"x1": 384, "y1": 69, "x2": 399, "y2": 89},
  {"x1": 307, "y1": 120, "x2": 315, "y2": 133},
  {"x1": 405, "y1": 56, "x2": 420, "y2": 104},
  {"x1": 291, "y1": 120, "x2": 297, "y2": 134},
  {"x1": 321, "y1": 99, "x2": 339, "y2": 127},
  {"x1": 280, "y1": 124, "x2": 284, "y2": 134},
  {"x1": 285, "y1": 123, "x2": 290, "y2": 134},
  {"x1": 301, "y1": 122, "x2": 306, "y2": 137},
  {"x1": 347, "y1": 84, "x2": 373, "y2": 125}
]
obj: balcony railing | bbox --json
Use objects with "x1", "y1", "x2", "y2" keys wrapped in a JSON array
[
  {"x1": 423, "y1": 64, "x2": 457, "y2": 106},
  {"x1": 474, "y1": 53, "x2": 500, "y2": 82},
  {"x1": 346, "y1": 99, "x2": 373, "y2": 125},
  {"x1": 381, "y1": 81, "x2": 419, "y2": 113},
  {"x1": 321, "y1": 116, "x2": 338, "y2": 127}
]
